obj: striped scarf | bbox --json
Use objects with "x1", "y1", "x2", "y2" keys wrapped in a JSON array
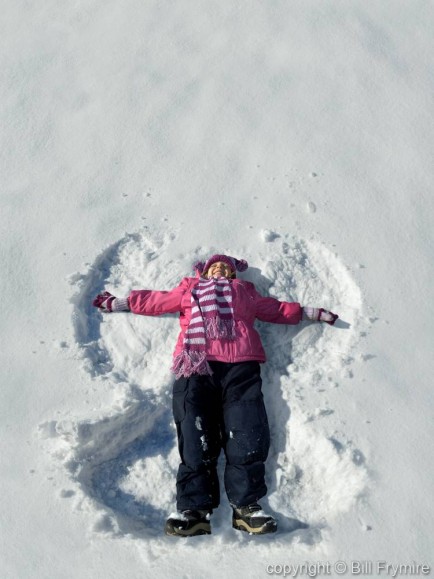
[{"x1": 171, "y1": 277, "x2": 236, "y2": 378}]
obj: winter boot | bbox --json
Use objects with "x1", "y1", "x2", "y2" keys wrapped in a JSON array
[
  {"x1": 164, "y1": 509, "x2": 211, "y2": 537},
  {"x1": 232, "y1": 503, "x2": 277, "y2": 534}
]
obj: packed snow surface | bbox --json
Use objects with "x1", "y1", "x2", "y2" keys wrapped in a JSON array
[{"x1": 1, "y1": 1, "x2": 434, "y2": 578}]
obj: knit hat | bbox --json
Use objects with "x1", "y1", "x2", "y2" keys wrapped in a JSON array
[{"x1": 194, "y1": 254, "x2": 248, "y2": 277}]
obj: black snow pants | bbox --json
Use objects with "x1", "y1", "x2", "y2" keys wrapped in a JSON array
[{"x1": 172, "y1": 361, "x2": 270, "y2": 511}]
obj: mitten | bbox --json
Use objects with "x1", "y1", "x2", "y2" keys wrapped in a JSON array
[
  {"x1": 303, "y1": 307, "x2": 339, "y2": 325},
  {"x1": 92, "y1": 291, "x2": 130, "y2": 313}
]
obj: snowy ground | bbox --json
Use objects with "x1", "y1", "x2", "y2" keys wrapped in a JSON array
[{"x1": 1, "y1": 1, "x2": 434, "y2": 578}]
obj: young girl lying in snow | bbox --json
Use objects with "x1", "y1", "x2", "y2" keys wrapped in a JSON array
[{"x1": 93, "y1": 254, "x2": 338, "y2": 537}]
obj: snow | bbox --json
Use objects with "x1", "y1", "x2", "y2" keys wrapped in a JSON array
[{"x1": 1, "y1": 1, "x2": 434, "y2": 577}]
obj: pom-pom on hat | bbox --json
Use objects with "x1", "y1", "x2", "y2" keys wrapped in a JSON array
[{"x1": 194, "y1": 254, "x2": 248, "y2": 277}]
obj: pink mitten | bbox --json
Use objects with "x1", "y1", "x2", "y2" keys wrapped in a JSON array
[
  {"x1": 93, "y1": 292, "x2": 130, "y2": 312},
  {"x1": 318, "y1": 308, "x2": 339, "y2": 325},
  {"x1": 303, "y1": 307, "x2": 339, "y2": 325},
  {"x1": 92, "y1": 291, "x2": 116, "y2": 312}
]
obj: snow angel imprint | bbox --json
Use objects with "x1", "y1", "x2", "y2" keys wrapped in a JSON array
[{"x1": 92, "y1": 253, "x2": 338, "y2": 537}]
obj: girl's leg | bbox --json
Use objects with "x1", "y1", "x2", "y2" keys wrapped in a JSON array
[
  {"x1": 172, "y1": 373, "x2": 222, "y2": 511},
  {"x1": 220, "y1": 361, "x2": 270, "y2": 507}
]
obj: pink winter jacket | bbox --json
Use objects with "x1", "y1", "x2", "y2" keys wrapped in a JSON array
[{"x1": 128, "y1": 277, "x2": 303, "y2": 364}]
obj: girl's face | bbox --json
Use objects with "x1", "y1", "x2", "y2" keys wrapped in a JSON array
[{"x1": 206, "y1": 261, "x2": 234, "y2": 279}]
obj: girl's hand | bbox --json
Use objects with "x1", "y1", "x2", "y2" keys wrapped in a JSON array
[
  {"x1": 93, "y1": 291, "x2": 116, "y2": 312},
  {"x1": 318, "y1": 308, "x2": 339, "y2": 325},
  {"x1": 303, "y1": 307, "x2": 339, "y2": 325}
]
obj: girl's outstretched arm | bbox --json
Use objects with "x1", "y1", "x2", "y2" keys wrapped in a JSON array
[
  {"x1": 253, "y1": 288, "x2": 338, "y2": 326},
  {"x1": 92, "y1": 278, "x2": 191, "y2": 316}
]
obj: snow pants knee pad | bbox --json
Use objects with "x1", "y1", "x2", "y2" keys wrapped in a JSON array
[
  {"x1": 223, "y1": 395, "x2": 270, "y2": 465},
  {"x1": 172, "y1": 375, "x2": 222, "y2": 468}
]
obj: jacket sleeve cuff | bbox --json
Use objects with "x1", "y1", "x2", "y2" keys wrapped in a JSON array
[
  {"x1": 112, "y1": 297, "x2": 130, "y2": 312},
  {"x1": 302, "y1": 306, "x2": 320, "y2": 321}
]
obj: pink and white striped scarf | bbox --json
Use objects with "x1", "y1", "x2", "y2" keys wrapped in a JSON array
[{"x1": 171, "y1": 277, "x2": 236, "y2": 378}]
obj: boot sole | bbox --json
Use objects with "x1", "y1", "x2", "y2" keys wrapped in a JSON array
[
  {"x1": 233, "y1": 518, "x2": 277, "y2": 535},
  {"x1": 164, "y1": 521, "x2": 211, "y2": 537}
]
